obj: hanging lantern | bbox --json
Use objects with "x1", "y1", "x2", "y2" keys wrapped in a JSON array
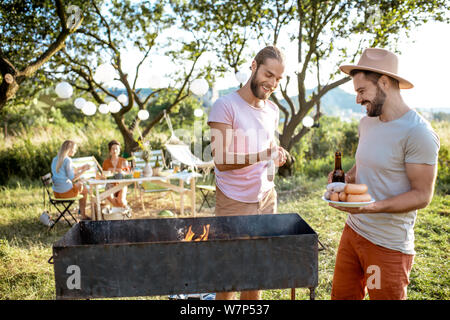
[
  {"x1": 74, "y1": 97, "x2": 86, "y2": 109},
  {"x1": 98, "y1": 104, "x2": 109, "y2": 114},
  {"x1": 82, "y1": 101, "x2": 97, "y2": 116},
  {"x1": 94, "y1": 63, "x2": 116, "y2": 84},
  {"x1": 235, "y1": 71, "x2": 248, "y2": 84},
  {"x1": 190, "y1": 78, "x2": 209, "y2": 96},
  {"x1": 137, "y1": 110, "x2": 149, "y2": 120},
  {"x1": 194, "y1": 108, "x2": 204, "y2": 118},
  {"x1": 108, "y1": 101, "x2": 121, "y2": 113},
  {"x1": 147, "y1": 74, "x2": 163, "y2": 89},
  {"x1": 302, "y1": 116, "x2": 314, "y2": 128},
  {"x1": 55, "y1": 82, "x2": 73, "y2": 99},
  {"x1": 117, "y1": 94, "x2": 128, "y2": 105}
]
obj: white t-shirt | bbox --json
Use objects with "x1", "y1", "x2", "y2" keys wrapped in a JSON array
[{"x1": 347, "y1": 109, "x2": 440, "y2": 255}]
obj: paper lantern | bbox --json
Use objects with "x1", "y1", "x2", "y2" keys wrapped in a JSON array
[
  {"x1": 117, "y1": 94, "x2": 128, "y2": 105},
  {"x1": 302, "y1": 116, "x2": 314, "y2": 128},
  {"x1": 74, "y1": 97, "x2": 86, "y2": 109},
  {"x1": 235, "y1": 71, "x2": 248, "y2": 84},
  {"x1": 148, "y1": 74, "x2": 163, "y2": 89},
  {"x1": 194, "y1": 108, "x2": 204, "y2": 118},
  {"x1": 98, "y1": 104, "x2": 109, "y2": 114},
  {"x1": 108, "y1": 101, "x2": 121, "y2": 113},
  {"x1": 55, "y1": 82, "x2": 73, "y2": 99},
  {"x1": 137, "y1": 110, "x2": 149, "y2": 120},
  {"x1": 82, "y1": 101, "x2": 96, "y2": 116},
  {"x1": 190, "y1": 78, "x2": 209, "y2": 96},
  {"x1": 94, "y1": 63, "x2": 116, "y2": 84}
]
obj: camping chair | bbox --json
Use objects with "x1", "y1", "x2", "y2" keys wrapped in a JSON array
[
  {"x1": 196, "y1": 171, "x2": 216, "y2": 212},
  {"x1": 133, "y1": 150, "x2": 176, "y2": 211},
  {"x1": 41, "y1": 173, "x2": 82, "y2": 230}
]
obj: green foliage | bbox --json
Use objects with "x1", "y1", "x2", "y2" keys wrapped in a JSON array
[
  {"x1": 149, "y1": 89, "x2": 203, "y2": 131},
  {"x1": 436, "y1": 145, "x2": 450, "y2": 195},
  {"x1": 289, "y1": 116, "x2": 358, "y2": 178}
]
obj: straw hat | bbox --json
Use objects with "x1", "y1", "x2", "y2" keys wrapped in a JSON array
[{"x1": 339, "y1": 48, "x2": 413, "y2": 89}]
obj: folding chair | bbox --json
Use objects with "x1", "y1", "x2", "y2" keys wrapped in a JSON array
[
  {"x1": 196, "y1": 171, "x2": 216, "y2": 212},
  {"x1": 41, "y1": 173, "x2": 82, "y2": 230}
]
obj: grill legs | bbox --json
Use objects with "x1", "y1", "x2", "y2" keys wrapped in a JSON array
[{"x1": 290, "y1": 287, "x2": 316, "y2": 300}]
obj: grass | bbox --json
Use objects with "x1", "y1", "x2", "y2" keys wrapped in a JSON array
[{"x1": 0, "y1": 176, "x2": 448, "y2": 300}]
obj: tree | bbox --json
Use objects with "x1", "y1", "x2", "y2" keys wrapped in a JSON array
[
  {"x1": 0, "y1": 0, "x2": 85, "y2": 111},
  {"x1": 50, "y1": 0, "x2": 213, "y2": 154},
  {"x1": 181, "y1": 0, "x2": 450, "y2": 176}
]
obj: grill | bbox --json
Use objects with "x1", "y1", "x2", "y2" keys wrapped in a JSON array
[{"x1": 51, "y1": 213, "x2": 319, "y2": 299}]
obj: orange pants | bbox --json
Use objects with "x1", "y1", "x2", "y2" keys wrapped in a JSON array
[
  {"x1": 331, "y1": 224, "x2": 414, "y2": 300},
  {"x1": 54, "y1": 184, "x2": 82, "y2": 198}
]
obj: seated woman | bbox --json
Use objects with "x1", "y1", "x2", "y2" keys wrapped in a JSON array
[
  {"x1": 51, "y1": 140, "x2": 91, "y2": 220},
  {"x1": 102, "y1": 140, "x2": 129, "y2": 208}
]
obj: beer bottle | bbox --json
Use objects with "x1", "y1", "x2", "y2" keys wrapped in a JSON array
[{"x1": 332, "y1": 151, "x2": 345, "y2": 183}]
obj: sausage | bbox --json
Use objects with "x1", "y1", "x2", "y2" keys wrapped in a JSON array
[
  {"x1": 347, "y1": 193, "x2": 372, "y2": 202},
  {"x1": 339, "y1": 192, "x2": 347, "y2": 202},
  {"x1": 327, "y1": 182, "x2": 346, "y2": 193},
  {"x1": 330, "y1": 192, "x2": 340, "y2": 202},
  {"x1": 344, "y1": 183, "x2": 368, "y2": 195}
]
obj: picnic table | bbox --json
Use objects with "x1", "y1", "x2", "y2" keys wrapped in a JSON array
[{"x1": 87, "y1": 171, "x2": 202, "y2": 220}]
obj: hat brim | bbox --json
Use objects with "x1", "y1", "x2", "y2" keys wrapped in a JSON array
[{"x1": 339, "y1": 65, "x2": 414, "y2": 89}]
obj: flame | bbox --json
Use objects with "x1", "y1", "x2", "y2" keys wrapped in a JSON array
[
  {"x1": 183, "y1": 224, "x2": 210, "y2": 242},
  {"x1": 184, "y1": 226, "x2": 196, "y2": 241}
]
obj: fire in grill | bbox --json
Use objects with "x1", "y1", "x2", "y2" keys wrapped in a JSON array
[{"x1": 51, "y1": 213, "x2": 319, "y2": 299}]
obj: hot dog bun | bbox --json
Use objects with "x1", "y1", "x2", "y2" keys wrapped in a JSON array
[
  {"x1": 344, "y1": 183, "x2": 368, "y2": 195},
  {"x1": 347, "y1": 193, "x2": 372, "y2": 202}
]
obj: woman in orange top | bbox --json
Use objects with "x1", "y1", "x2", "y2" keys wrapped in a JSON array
[{"x1": 102, "y1": 140, "x2": 129, "y2": 208}]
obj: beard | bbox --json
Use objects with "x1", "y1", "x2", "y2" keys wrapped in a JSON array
[
  {"x1": 363, "y1": 85, "x2": 386, "y2": 117},
  {"x1": 250, "y1": 66, "x2": 271, "y2": 100}
]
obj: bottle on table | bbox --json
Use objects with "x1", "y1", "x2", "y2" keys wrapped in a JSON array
[{"x1": 332, "y1": 151, "x2": 345, "y2": 183}]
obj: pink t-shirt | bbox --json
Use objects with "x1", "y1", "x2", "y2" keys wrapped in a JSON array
[{"x1": 207, "y1": 91, "x2": 279, "y2": 203}]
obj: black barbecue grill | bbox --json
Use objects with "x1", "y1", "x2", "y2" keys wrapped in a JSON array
[{"x1": 51, "y1": 213, "x2": 320, "y2": 299}]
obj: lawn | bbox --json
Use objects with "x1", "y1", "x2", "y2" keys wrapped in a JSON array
[{"x1": 0, "y1": 175, "x2": 448, "y2": 300}]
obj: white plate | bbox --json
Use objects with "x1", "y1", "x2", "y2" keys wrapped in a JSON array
[{"x1": 322, "y1": 197, "x2": 375, "y2": 207}]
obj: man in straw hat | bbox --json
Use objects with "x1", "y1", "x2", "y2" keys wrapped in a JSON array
[{"x1": 329, "y1": 48, "x2": 440, "y2": 299}]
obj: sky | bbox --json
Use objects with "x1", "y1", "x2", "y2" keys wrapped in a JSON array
[
  {"x1": 120, "y1": 19, "x2": 450, "y2": 110},
  {"x1": 341, "y1": 21, "x2": 450, "y2": 110}
]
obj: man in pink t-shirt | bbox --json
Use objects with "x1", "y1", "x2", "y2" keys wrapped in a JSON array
[{"x1": 207, "y1": 46, "x2": 288, "y2": 300}]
